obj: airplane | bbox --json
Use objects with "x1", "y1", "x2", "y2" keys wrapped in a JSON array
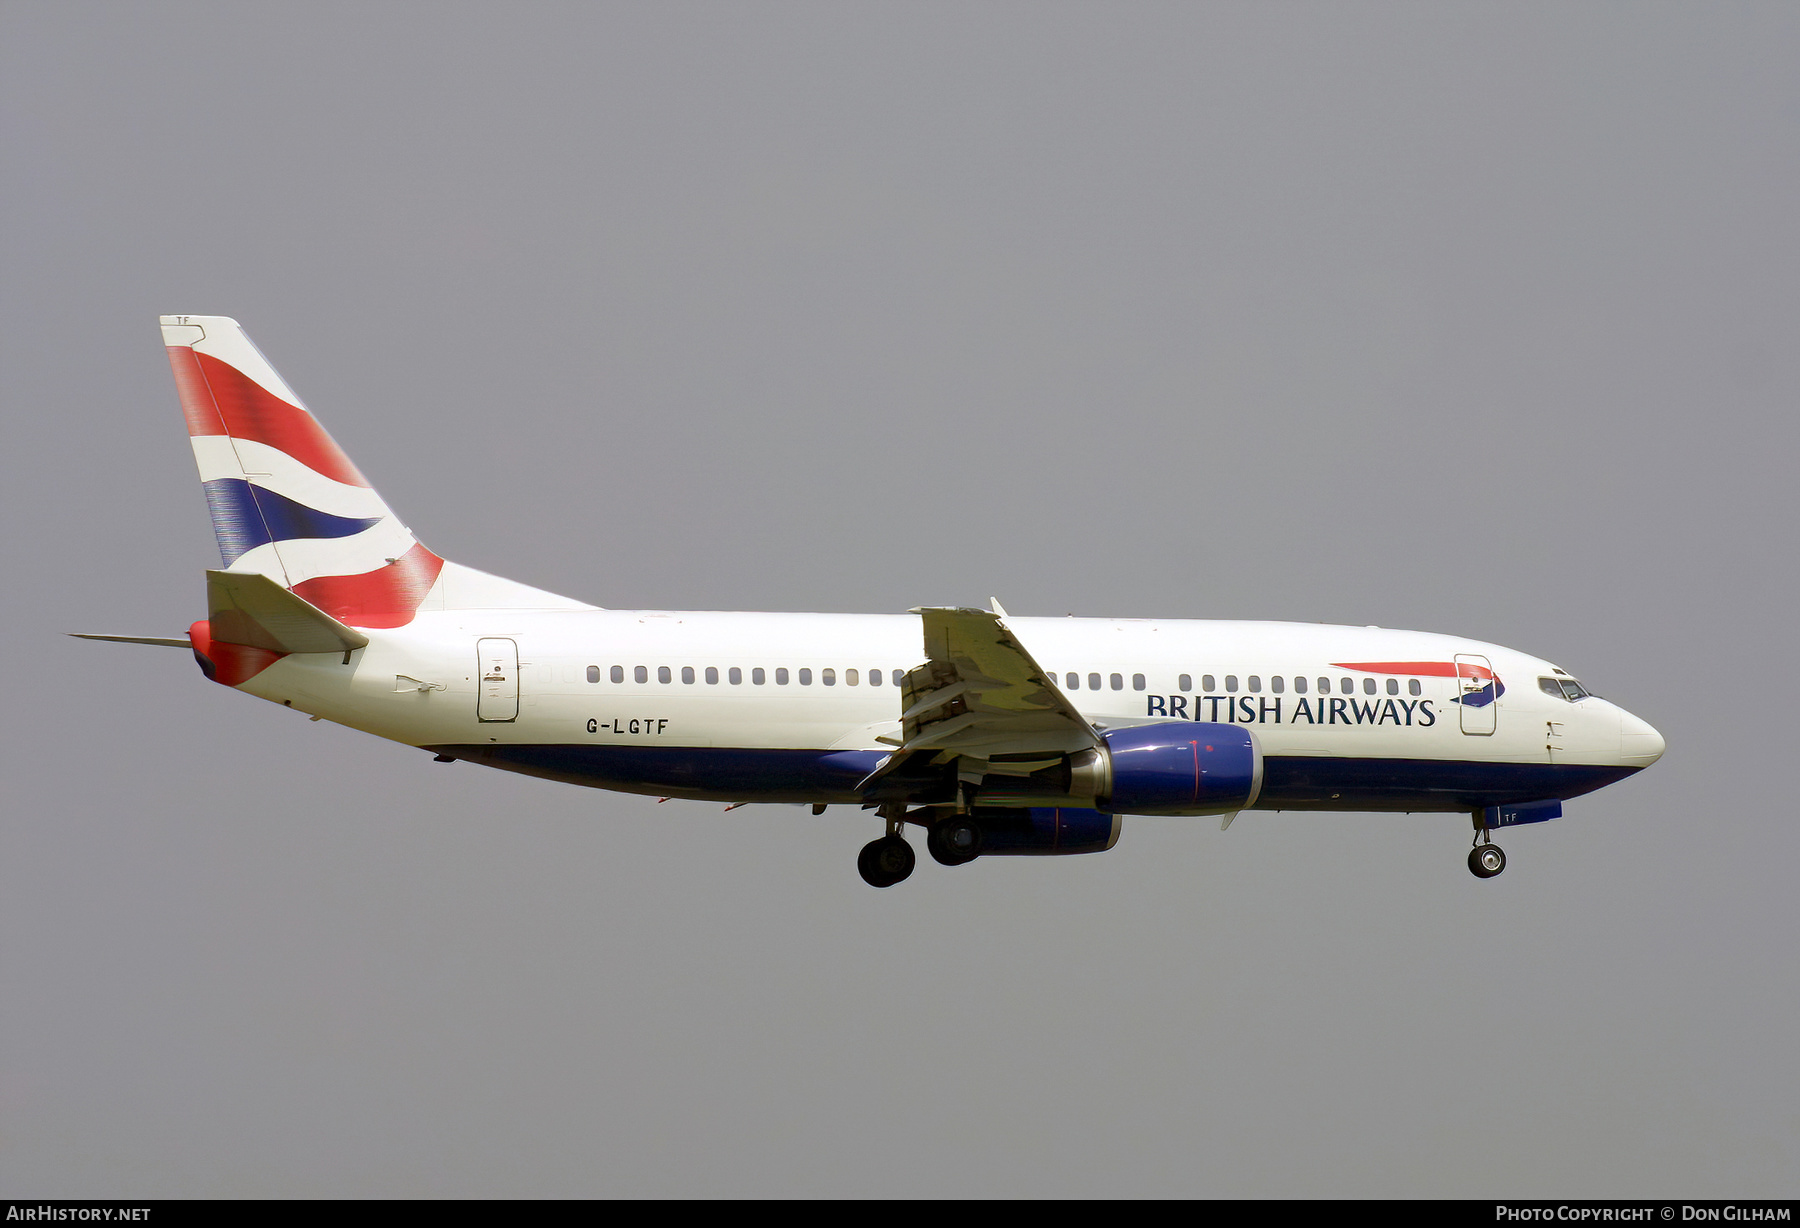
[{"x1": 75, "y1": 315, "x2": 1666, "y2": 887}]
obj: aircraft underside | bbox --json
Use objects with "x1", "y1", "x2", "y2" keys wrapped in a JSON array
[{"x1": 426, "y1": 742, "x2": 1642, "y2": 813}]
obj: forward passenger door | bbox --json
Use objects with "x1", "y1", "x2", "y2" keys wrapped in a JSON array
[{"x1": 1455, "y1": 653, "x2": 1497, "y2": 736}]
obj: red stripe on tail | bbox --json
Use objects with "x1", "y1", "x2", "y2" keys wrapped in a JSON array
[
  {"x1": 166, "y1": 347, "x2": 228, "y2": 437},
  {"x1": 291, "y1": 542, "x2": 445, "y2": 628},
  {"x1": 168, "y1": 348, "x2": 368, "y2": 488}
]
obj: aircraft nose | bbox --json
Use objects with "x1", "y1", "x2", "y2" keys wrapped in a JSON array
[{"x1": 1619, "y1": 709, "x2": 1665, "y2": 767}]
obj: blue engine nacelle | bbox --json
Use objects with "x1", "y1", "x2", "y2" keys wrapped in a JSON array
[{"x1": 1100, "y1": 721, "x2": 1263, "y2": 816}]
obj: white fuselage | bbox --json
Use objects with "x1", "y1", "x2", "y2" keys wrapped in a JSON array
[{"x1": 230, "y1": 609, "x2": 1662, "y2": 814}]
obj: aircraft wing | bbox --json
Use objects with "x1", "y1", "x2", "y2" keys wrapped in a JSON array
[{"x1": 872, "y1": 607, "x2": 1100, "y2": 789}]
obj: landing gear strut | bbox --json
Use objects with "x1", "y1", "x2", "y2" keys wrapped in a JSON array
[{"x1": 858, "y1": 813, "x2": 915, "y2": 888}]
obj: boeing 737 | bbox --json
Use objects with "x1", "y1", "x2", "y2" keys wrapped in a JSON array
[{"x1": 76, "y1": 316, "x2": 1666, "y2": 886}]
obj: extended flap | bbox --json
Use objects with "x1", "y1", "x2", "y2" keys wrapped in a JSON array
[
  {"x1": 206, "y1": 570, "x2": 371, "y2": 654},
  {"x1": 902, "y1": 606, "x2": 1099, "y2": 756}
]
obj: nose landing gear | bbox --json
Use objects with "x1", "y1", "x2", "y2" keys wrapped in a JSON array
[
  {"x1": 1468, "y1": 841, "x2": 1507, "y2": 878},
  {"x1": 1467, "y1": 808, "x2": 1507, "y2": 879}
]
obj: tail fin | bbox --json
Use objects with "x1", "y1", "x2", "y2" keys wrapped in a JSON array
[{"x1": 161, "y1": 316, "x2": 589, "y2": 626}]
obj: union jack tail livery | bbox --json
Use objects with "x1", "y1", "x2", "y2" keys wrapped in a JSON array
[
  {"x1": 162, "y1": 315, "x2": 442, "y2": 628},
  {"x1": 160, "y1": 315, "x2": 587, "y2": 630}
]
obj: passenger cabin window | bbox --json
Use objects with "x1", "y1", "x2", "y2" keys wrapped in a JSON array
[
  {"x1": 1339, "y1": 677, "x2": 1353, "y2": 694},
  {"x1": 775, "y1": 668, "x2": 789, "y2": 685},
  {"x1": 1318, "y1": 677, "x2": 1330, "y2": 693},
  {"x1": 1248, "y1": 675, "x2": 1261, "y2": 693},
  {"x1": 1088, "y1": 673, "x2": 1101, "y2": 691},
  {"x1": 682, "y1": 666, "x2": 696, "y2": 684},
  {"x1": 1225, "y1": 675, "x2": 1238, "y2": 693},
  {"x1": 1110, "y1": 673, "x2": 1123, "y2": 691},
  {"x1": 729, "y1": 667, "x2": 742, "y2": 685},
  {"x1": 1294, "y1": 676, "x2": 1307, "y2": 694},
  {"x1": 635, "y1": 666, "x2": 648, "y2": 684},
  {"x1": 1363, "y1": 677, "x2": 1376, "y2": 694},
  {"x1": 586, "y1": 666, "x2": 600, "y2": 683},
  {"x1": 869, "y1": 668, "x2": 881, "y2": 686},
  {"x1": 846, "y1": 669, "x2": 858, "y2": 686},
  {"x1": 706, "y1": 667, "x2": 719, "y2": 685},
  {"x1": 1067, "y1": 673, "x2": 1080, "y2": 689},
  {"x1": 892, "y1": 670, "x2": 904, "y2": 687},
  {"x1": 1386, "y1": 678, "x2": 1398, "y2": 695},
  {"x1": 799, "y1": 668, "x2": 812, "y2": 685},
  {"x1": 1178, "y1": 674, "x2": 1192, "y2": 692},
  {"x1": 822, "y1": 668, "x2": 835, "y2": 686},
  {"x1": 1132, "y1": 673, "x2": 1145, "y2": 691},
  {"x1": 1271, "y1": 676, "x2": 1284, "y2": 694},
  {"x1": 611, "y1": 665, "x2": 625, "y2": 684},
  {"x1": 1202, "y1": 675, "x2": 1216, "y2": 692},
  {"x1": 658, "y1": 666, "x2": 672, "y2": 684},
  {"x1": 753, "y1": 667, "x2": 766, "y2": 685},
  {"x1": 1409, "y1": 679, "x2": 1421, "y2": 696}
]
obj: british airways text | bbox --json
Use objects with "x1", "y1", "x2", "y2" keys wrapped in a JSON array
[{"x1": 1146, "y1": 695, "x2": 1438, "y2": 727}]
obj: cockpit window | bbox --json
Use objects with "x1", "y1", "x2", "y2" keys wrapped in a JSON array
[{"x1": 1540, "y1": 676, "x2": 1591, "y2": 701}]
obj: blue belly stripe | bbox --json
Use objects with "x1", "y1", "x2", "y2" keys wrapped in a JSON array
[{"x1": 423, "y1": 744, "x2": 1642, "y2": 812}]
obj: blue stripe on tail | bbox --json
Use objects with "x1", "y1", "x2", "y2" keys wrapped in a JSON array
[{"x1": 201, "y1": 478, "x2": 383, "y2": 567}]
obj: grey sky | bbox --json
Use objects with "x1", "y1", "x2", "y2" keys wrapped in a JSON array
[{"x1": 3, "y1": 1, "x2": 1796, "y2": 1196}]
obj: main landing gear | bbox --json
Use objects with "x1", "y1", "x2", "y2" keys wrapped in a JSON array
[
  {"x1": 858, "y1": 808, "x2": 984, "y2": 887},
  {"x1": 857, "y1": 807, "x2": 917, "y2": 888},
  {"x1": 926, "y1": 816, "x2": 981, "y2": 866},
  {"x1": 1468, "y1": 831, "x2": 1507, "y2": 879},
  {"x1": 857, "y1": 833, "x2": 915, "y2": 888}
]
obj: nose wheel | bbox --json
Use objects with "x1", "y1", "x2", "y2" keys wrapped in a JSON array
[{"x1": 1468, "y1": 840, "x2": 1506, "y2": 879}]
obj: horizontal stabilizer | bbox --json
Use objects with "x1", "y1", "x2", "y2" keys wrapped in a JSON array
[
  {"x1": 68, "y1": 633, "x2": 192, "y2": 648},
  {"x1": 206, "y1": 569, "x2": 370, "y2": 654}
]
